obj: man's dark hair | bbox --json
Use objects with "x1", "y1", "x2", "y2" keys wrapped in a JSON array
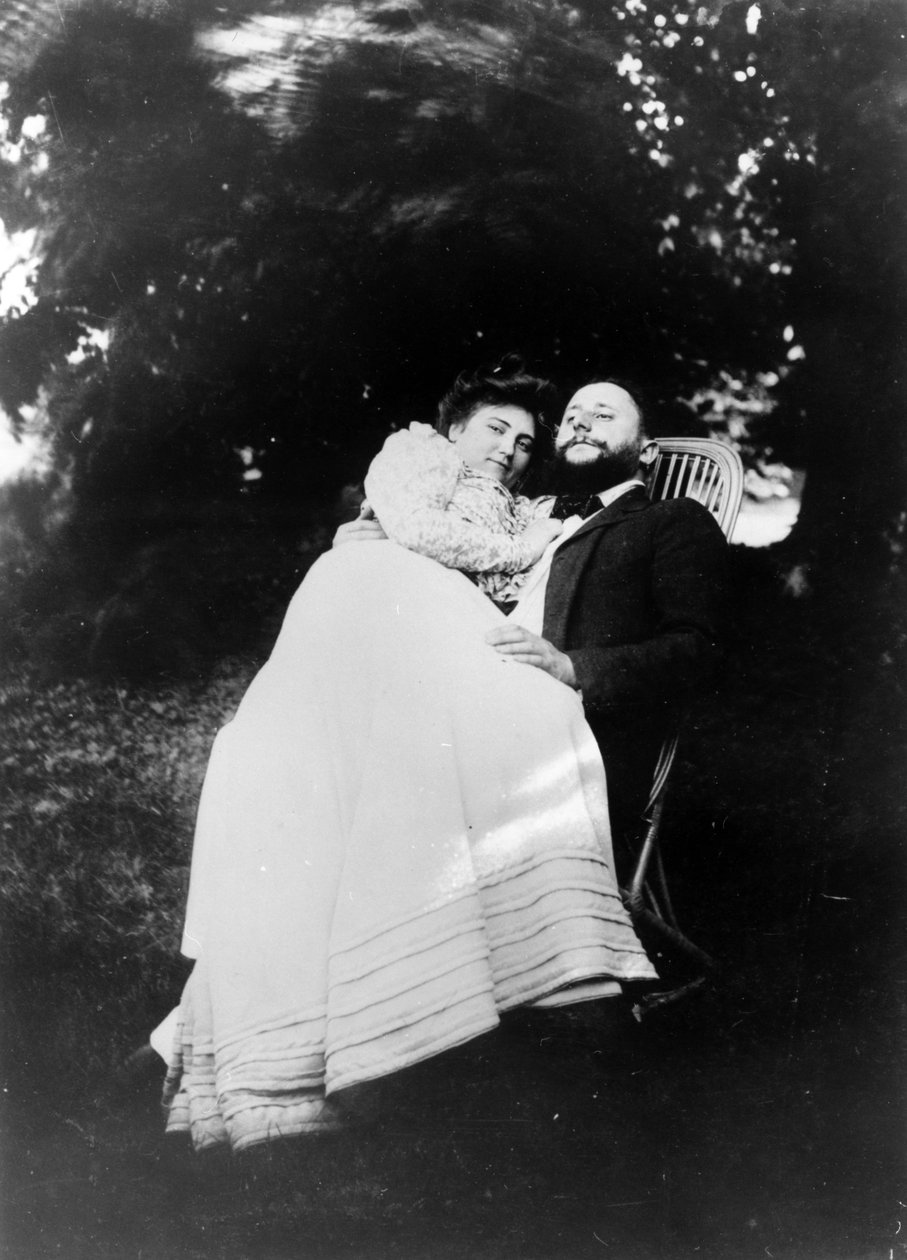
[
  {"x1": 570, "y1": 376, "x2": 650, "y2": 437},
  {"x1": 436, "y1": 355, "x2": 555, "y2": 437}
]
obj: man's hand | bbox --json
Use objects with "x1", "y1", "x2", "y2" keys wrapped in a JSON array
[
  {"x1": 485, "y1": 625, "x2": 578, "y2": 688},
  {"x1": 332, "y1": 502, "x2": 388, "y2": 547}
]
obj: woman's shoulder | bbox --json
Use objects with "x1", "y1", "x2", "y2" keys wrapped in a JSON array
[
  {"x1": 365, "y1": 421, "x2": 462, "y2": 512},
  {"x1": 377, "y1": 423, "x2": 459, "y2": 470},
  {"x1": 385, "y1": 418, "x2": 443, "y2": 443},
  {"x1": 382, "y1": 421, "x2": 449, "y2": 449}
]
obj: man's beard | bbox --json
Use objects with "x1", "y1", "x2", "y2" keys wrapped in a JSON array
[{"x1": 552, "y1": 440, "x2": 642, "y2": 494}]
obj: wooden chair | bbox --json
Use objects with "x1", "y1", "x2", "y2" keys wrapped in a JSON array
[{"x1": 624, "y1": 438, "x2": 744, "y2": 1015}]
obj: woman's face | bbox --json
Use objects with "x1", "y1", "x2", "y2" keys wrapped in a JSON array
[{"x1": 448, "y1": 404, "x2": 536, "y2": 490}]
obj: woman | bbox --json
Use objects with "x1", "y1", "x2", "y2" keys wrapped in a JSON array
[{"x1": 159, "y1": 361, "x2": 656, "y2": 1151}]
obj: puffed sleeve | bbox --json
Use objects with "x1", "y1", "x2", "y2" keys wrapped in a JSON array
[{"x1": 364, "y1": 424, "x2": 537, "y2": 574}]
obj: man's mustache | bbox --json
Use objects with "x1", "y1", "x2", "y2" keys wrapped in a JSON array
[{"x1": 559, "y1": 437, "x2": 607, "y2": 452}]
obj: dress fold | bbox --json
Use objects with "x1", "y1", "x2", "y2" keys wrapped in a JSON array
[{"x1": 163, "y1": 542, "x2": 656, "y2": 1150}]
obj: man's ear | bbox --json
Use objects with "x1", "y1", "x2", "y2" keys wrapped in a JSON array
[{"x1": 638, "y1": 439, "x2": 659, "y2": 470}]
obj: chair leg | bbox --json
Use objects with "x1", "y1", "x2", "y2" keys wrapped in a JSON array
[
  {"x1": 631, "y1": 975, "x2": 709, "y2": 1021},
  {"x1": 653, "y1": 847, "x2": 680, "y2": 931},
  {"x1": 628, "y1": 902, "x2": 717, "y2": 974},
  {"x1": 623, "y1": 746, "x2": 719, "y2": 1007}
]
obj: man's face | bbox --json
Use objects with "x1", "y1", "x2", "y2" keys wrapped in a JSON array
[{"x1": 554, "y1": 383, "x2": 644, "y2": 491}]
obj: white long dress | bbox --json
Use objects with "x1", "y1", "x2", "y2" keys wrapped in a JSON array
[{"x1": 162, "y1": 428, "x2": 656, "y2": 1151}]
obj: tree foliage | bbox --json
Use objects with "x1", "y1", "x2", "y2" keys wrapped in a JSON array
[{"x1": 0, "y1": 0, "x2": 903, "y2": 674}]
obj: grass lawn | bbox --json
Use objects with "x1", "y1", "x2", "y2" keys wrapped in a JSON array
[{"x1": 1, "y1": 548, "x2": 903, "y2": 1259}]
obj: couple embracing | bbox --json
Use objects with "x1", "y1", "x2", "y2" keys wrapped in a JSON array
[{"x1": 156, "y1": 358, "x2": 728, "y2": 1151}]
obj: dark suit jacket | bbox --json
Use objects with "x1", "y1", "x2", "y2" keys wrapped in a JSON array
[{"x1": 542, "y1": 486, "x2": 728, "y2": 839}]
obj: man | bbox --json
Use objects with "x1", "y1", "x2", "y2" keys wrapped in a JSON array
[
  {"x1": 338, "y1": 379, "x2": 727, "y2": 846},
  {"x1": 484, "y1": 381, "x2": 728, "y2": 841}
]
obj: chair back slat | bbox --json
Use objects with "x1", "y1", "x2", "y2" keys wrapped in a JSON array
[
  {"x1": 703, "y1": 461, "x2": 721, "y2": 511},
  {"x1": 679, "y1": 454, "x2": 694, "y2": 495},
  {"x1": 660, "y1": 453, "x2": 674, "y2": 498},
  {"x1": 649, "y1": 437, "x2": 743, "y2": 541},
  {"x1": 679, "y1": 454, "x2": 692, "y2": 496}
]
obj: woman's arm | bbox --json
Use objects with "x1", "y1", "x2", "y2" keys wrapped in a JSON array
[{"x1": 364, "y1": 425, "x2": 548, "y2": 574}]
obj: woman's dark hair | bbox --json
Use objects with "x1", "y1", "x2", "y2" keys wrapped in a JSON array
[{"x1": 435, "y1": 355, "x2": 555, "y2": 438}]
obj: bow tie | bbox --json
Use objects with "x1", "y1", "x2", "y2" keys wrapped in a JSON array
[{"x1": 552, "y1": 493, "x2": 603, "y2": 520}]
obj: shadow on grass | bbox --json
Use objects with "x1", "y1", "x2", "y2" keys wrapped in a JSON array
[{"x1": 1, "y1": 547, "x2": 903, "y2": 1259}]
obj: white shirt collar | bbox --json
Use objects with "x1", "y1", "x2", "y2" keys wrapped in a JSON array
[{"x1": 593, "y1": 478, "x2": 646, "y2": 510}]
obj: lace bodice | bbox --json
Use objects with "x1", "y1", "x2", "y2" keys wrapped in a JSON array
[{"x1": 364, "y1": 423, "x2": 552, "y2": 601}]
